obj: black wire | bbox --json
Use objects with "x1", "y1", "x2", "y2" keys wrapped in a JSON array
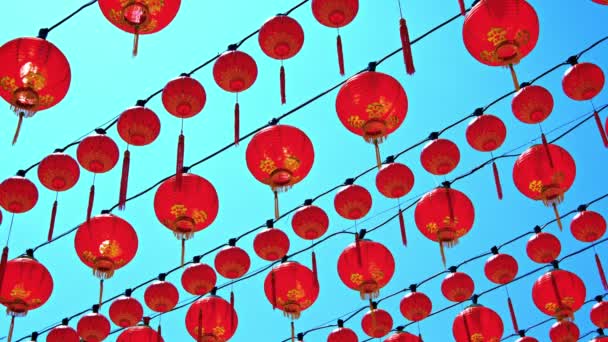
[{"x1": 44, "y1": 0, "x2": 98, "y2": 34}]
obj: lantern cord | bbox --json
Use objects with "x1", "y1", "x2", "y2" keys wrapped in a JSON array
[
  {"x1": 181, "y1": 239, "x2": 186, "y2": 266},
  {"x1": 98, "y1": 279, "x2": 104, "y2": 308},
  {"x1": 291, "y1": 321, "x2": 295, "y2": 342},
  {"x1": 6, "y1": 214, "x2": 15, "y2": 246},
  {"x1": 12, "y1": 112, "x2": 23, "y2": 146},
  {"x1": 274, "y1": 191, "x2": 280, "y2": 221},
  {"x1": 118, "y1": 149, "x2": 131, "y2": 210},
  {"x1": 7, "y1": 316, "x2": 14, "y2": 342},
  {"x1": 508, "y1": 64, "x2": 521, "y2": 92}
]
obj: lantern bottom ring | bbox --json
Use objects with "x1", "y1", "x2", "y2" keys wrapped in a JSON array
[
  {"x1": 93, "y1": 257, "x2": 116, "y2": 279},
  {"x1": 11, "y1": 87, "x2": 39, "y2": 117},
  {"x1": 4, "y1": 300, "x2": 28, "y2": 317},
  {"x1": 171, "y1": 216, "x2": 196, "y2": 240},
  {"x1": 359, "y1": 281, "x2": 380, "y2": 300},
  {"x1": 122, "y1": 2, "x2": 149, "y2": 26},
  {"x1": 495, "y1": 41, "x2": 521, "y2": 63},
  {"x1": 362, "y1": 119, "x2": 388, "y2": 143},
  {"x1": 280, "y1": 301, "x2": 302, "y2": 320},
  {"x1": 269, "y1": 169, "x2": 293, "y2": 191}
]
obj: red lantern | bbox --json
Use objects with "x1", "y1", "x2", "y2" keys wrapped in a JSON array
[
  {"x1": 376, "y1": 159, "x2": 415, "y2": 244},
  {"x1": 245, "y1": 125, "x2": 314, "y2": 219},
  {"x1": 414, "y1": 185, "x2": 475, "y2": 265},
  {"x1": 484, "y1": 253, "x2": 518, "y2": 284},
  {"x1": 334, "y1": 184, "x2": 372, "y2": 220},
  {"x1": 77, "y1": 132, "x2": 119, "y2": 222},
  {"x1": 185, "y1": 295, "x2": 238, "y2": 341},
  {"x1": 399, "y1": 291, "x2": 432, "y2": 322},
  {"x1": 212, "y1": 49, "x2": 258, "y2": 144},
  {"x1": 511, "y1": 84, "x2": 554, "y2": 124},
  {"x1": 144, "y1": 276, "x2": 179, "y2": 313},
  {"x1": 335, "y1": 69, "x2": 408, "y2": 167},
  {"x1": 337, "y1": 239, "x2": 395, "y2": 299},
  {"x1": 592, "y1": 337, "x2": 608, "y2": 342},
  {"x1": 117, "y1": 317, "x2": 164, "y2": 342},
  {"x1": 593, "y1": 0, "x2": 608, "y2": 4},
  {"x1": 571, "y1": 209, "x2": 606, "y2": 242},
  {"x1": 181, "y1": 258, "x2": 217, "y2": 296},
  {"x1": 591, "y1": 301, "x2": 608, "y2": 328},
  {"x1": 264, "y1": 261, "x2": 319, "y2": 321},
  {"x1": 462, "y1": 0, "x2": 540, "y2": 91},
  {"x1": 0, "y1": 37, "x2": 71, "y2": 144},
  {"x1": 214, "y1": 245, "x2": 251, "y2": 279},
  {"x1": 47, "y1": 321, "x2": 79, "y2": 342},
  {"x1": 327, "y1": 321, "x2": 357, "y2": 342},
  {"x1": 258, "y1": 15, "x2": 304, "y2": 104},
  {"x1": 513, "y1": 143, "x2": 576, "y2": 230},
  {"x1": 385, "y1": 331, "x2": 422, "y2": 342},
  {"x1": 532, "y1": 268, "x2": 586, "y2": 320},
  {"x1": 526, "y1": 231, "x2": 561, "y2": 263},
  {"x1": 253, "y1": 225, "x2": 290, "y2": 262},
  {"x1": 549, "y1": 320, "x2": 580, "y2": 342},
  {"x1": 563, "y1": 62, "x2": 605, "y2": 101},
  {"x1": 452, "y1": 304, "x2": 504, "y2": 342},
  {"x1": 98, "y1": 0, "x2": 181, "y2": 56},
  {"x1": 312, "y1": 0, "x2": 358, "y2": 75},
  {"x1": 361, "y1": 307, "x2": 393, "y2": 338},
  {"x1": 420, "y1": 138, "x2": 460, "y2": 176},
  {"x1": 292, "y1": 203, "x2": 329, "y2": 240},
  {"x1": 77, "y1": 306, "x2": 111, "y2": 342},
  {"x1": 109, "y1": 291, "x2": 143, "y2": 328},
  {"x1": 153, "y1": 173, "x2": 219, "y2": 264},
  {"x1": 0, "y1": 174, "x2": 38, "y2": 214},
  {"x1": 441, "y1": 271, "x2": 475, "y2": 302},
  {"x1": 516, "y1": 337, "x2": 539, "y2": 342}
]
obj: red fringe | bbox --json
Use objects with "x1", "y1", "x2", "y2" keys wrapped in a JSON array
[
  {"x1": 355, "y1": 233, "x2": 363, "y2": 267},
  {"x1": 176, "y1": 134, "x2": 185, "y2": 190},
  {"x1": 87, "y1": 184, "x2": 95, "y2": 223},
  {"x1": 118, "y1": 150, "x2": 130, "y2": 210},
  {"x1": 541, "y1": 133, "x2": 554, "y2": 168},
  {"x1": 492, "y1": 161, "x2": 503, "y2": 200},
  {"x1": 12, "y1": 112, "x2": 23, "y2": 146},
  {"x1": 337, "y1": 34, "x2": 345, "y2": 76},
  {"x1": 48, "y1": 200, "x2": 58, "y2": 241},
  {"x1": 234, "y1": 102, "x2": 240, "y2": 146},
  {"x1": 271, "y1": 269, "x2": 277, "y2": 309},
  {"x1": 595, "y1": 253, "x2": 608, "y2": 290},
  {"x1": 280, "y1": 65, "x2": 286, "y2": 105},
  {"x1": 230, "y1": 290, "x2": 235, "y2": 330},
  {"x1": 312, "y1": 251, "x2": 318, "y2": 286},
  {"x1": 593, "y1": 111, "x2": 608, "y2": 147},
  {"x1": 507, "y1": 297, "x2": 519, "y2": 333},
  {"x1": 0, "y1": 246, "x2": 8, "y2": 291},
  {"x1": 458, "y1": 0, "x2": 466, "y2": 16},
  {"x1": 399, "y1": 18, "x2": 415, "y2": 75},
  {"x1": 398, "y1": 209, "x2": 407, "y2": 246}
]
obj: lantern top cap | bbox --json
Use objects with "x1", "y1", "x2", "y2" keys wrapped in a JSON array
[
  {"x1": 490, "y1": 246, "x2": 499, "y2": 255},
  {"x1": 566, "y1": 55, "x2": 579, "y2": 66},
  {"x1": 384, "y1": 155, "x2": 395, "y2": 164},
  {"x1": 266, "y1": 219, "x2": 274, "y2": 228},
  {"x1": 533, "y1": 225, "x2": 542, "y2": 233},
  {"x1": 577, "y1": 204, "x2": 588, "y2": 212},
  {"x1": 428, "y1": 131, "x2": 440, "y2": 140},
  {"x1": 441, "y1": 181, "x2": 451, "y2": 188},
  {"x1": 193, "y1": 255, "x2": 201, "y2": 263},
  {"x1": 62, "y1": 318, "x2": 69, "y2": 325},
  {"x1": 228, "y1": 238, "x2": 237, "y2": 246},
  {"x1": 409, "y1": 284, "x2": 417, "y2": 292},
  {"x1": 303, "y1": 199, "x2": 313, "y2": 206},
  {"x1": 473, "y1": 108, "x2": 484, "y2": 117},
  {"x1": 227, "y1": 44, "x2": 238, "y2": 51},
  {"x1": 16, "y1": 169, "x2": 26, "y2": 177},
  {"x1": 337, "y1": 319, "x2": 344, "y2": 327},
  {"x1": 92, "y1": 304, "x2": 100, "y2": 313},
  {"x1": 158, "y1": 273, "x2": 167, "y2": 281},
  {"x1": 94, "y1": 128, "x2": 107, "y2": 135},
  {"x1": 125, "y1": 288, "x2": 132, "y2": 297},
  {"x1": 448, "y1": 266, "x2": 458, "y2": 273},
  {"x1": 38, "y1": 28, "x2": 49, "y2": 39},
  {"x1": 367, "y1": 62, "x2": 377, "y2": 72},
  {"x1": 135, "y1": 99, "x2": 146, "y2": 107}
]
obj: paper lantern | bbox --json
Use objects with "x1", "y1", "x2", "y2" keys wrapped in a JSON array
[
  {"x1": 526, "y1": 231, "x2": 561, "y2": 263},
  {"x1": 214, "y1": 245, "x2": 251, "y2": 279},
  {"x1": 144, "y1": 276, "x2": 179, "y2": 313},
  {"x1": 0, "y1": 174, "x2": 38, "y2": 214},
  {"x1": 109, "y1": 291, "x2": 143, "y2": 328},
  {"x1": 549, "y1": 320, "x2": 580, "y2": 342},
  {"x1": 361, "y1": 307, "x2": 393, "y2": 338},
  {"x1": 327, "y1": 322, "x2": 358, "y2": 342},
  {"x1": 385, "y1": 331, "x2": 422, "y2": 342},
  {"x1": 399, "y1": 291, "x2": 432, "y2": 322},
  {"x1": 116, "y1": 317, "x2": 164, "y2": 342},
  {"x1": 441, "y1": 271, "x2": 475, "y2": 302},
  {"x1": 264, "y1": 261, "x2": 319, "y2": 319},
  {"x1": 591, "y1": 301, "x2": 608, "y2": 329},
  {"x1": 571, "y1": 210, "x2": 606, "y2": 243},
  {"x1": 253, "y1": 226, "x2": 290, "y2": 262},
  {"x1": 185, "y1": 295, "x2": 238, "y2": 342},
  {"x1": 77, "y1": 306, "x2": 110, "y2": 342},
  {"x1": 334, "y1": 184, "x2": 372, "y2": 220},
  {"x1": 452, "y1": 304, "x2": 504, "y2": 342},
  {"x1": 292, "y1": 203, "x2": 329, "y2": 240},
  {"x1": 420, "y1": 138, "x2": 460, "y2": 175},
  {"x1": 181, "y1": 259, "x2": 217, "y2": 296},
  {"x1": 511, "y1": 84, "x2": 554, "y2": 124},
  {"x1": 376, "y1": 161, "x2": 415, "y2": 199},
  {"x1": 484, "y1": 253, "x2": 518, "y2": 284},
  {"x1": 532, "y1": 269, "x2": 586, "y2": 320},
  {"x1": 47, "y1": 320, "x2": 79, "y2": 342},
  {"x1": 562, "y1": 62, "x2": 605, "y2": 101}
]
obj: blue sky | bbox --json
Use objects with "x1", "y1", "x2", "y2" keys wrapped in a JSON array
[{"x1": 0, "y1": 1, "x2": 607, "y2": 341}]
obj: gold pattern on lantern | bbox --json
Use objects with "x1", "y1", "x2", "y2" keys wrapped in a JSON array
[
  {"x1": 286, "y1": 282, "x2": 306, "y2": 301},
  {"x1": 426, "y1": 222, "x2": 439, "y2": 234},
  {"x1": 284, "y1": 155, "x2": 301, "y2": 172},
  {"x1": 213, "y1": 326, "x2": 226, "y2": 337},
  {"x1": 529, "y1": 180, "x2": 543, "y2": 193},
  {"x1": 20, "y1": 63, "x2": 46, "y2": 91},
  {"x1": 487, "y1": 27, "x2": 508, "y2": 46},
  {"x1": 347, "y1": 115, "x2": 365, "y2": 129},
  {"x1": 386, "y1": 114, "x2": 400, "y2": 129},
  {"x1": 170, "y1": 204, "x2": 188, "y2": 217},
  {"x1": 350, "y1": 273, "x2": 364, "y2": 285},
  {"x1": 0, "y1": 76, "x2": 17, "y2": 92},
  {"x1": 550, "y1": 171, "x2": 565, "y2": 184},
  {"x1": 260, "y1": 157, "x2": 277, "y2": 174},
  {"x1": 545, "y1": 302, "x2": 559, "y2": 313},
  {"x1": 365, "y1": 100, "x2": 389, "y2": 118},
  {"x1": 442, "y1": 215, "x2": 459, "y2": 228},
  {"x1": 10, "y1": 283, "x2": 31, "y2": 299},
  {"x1": 471, "y1": 333, "x2": 485, "y2": 342},
  {"x1": 82, "y1": 250, "x2": 96, "y2": 263},
  {"x1": 99, "y1": 240, "x2": 122, "y2": 258},
  {"x1": 369, "y1": 265, "x2": 385, "y2": 282},
  {"x1": 192, "y1": 209, "x2": 208, "y2": 224},
  {"x1": 515, "y1": 30, "x2": 530, "y2": 46}
]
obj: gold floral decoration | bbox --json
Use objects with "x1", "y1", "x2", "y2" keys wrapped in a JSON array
[
  {"x1": 347, "y1": 115, "x2": 365, "y2": 129},
  {"x1": 170, "y1": 204, "x2": 188, "y2": 217},
  {"x1": 10, "y1": 283, "x2": 31, "y2": 299},
  {"x1": 99, "y1": 239, "x2": 122, "y2": 258},
  {"x1": 259, "y1": 157, "x2": 277, "y2": 174},
  {"x1": 192, "y1": 209, "x2": 208, "y2": 224},
  {"x1": 350, "y1": 273, "x2": 364, "y2": 285},
  {"x1": 529, "y1": 180, "x2": 543, "y2": 193}
]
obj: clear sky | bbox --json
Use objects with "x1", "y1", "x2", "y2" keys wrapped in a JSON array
[{"x1": 0, "y1": 1, "x2": 607, "y2": 341}]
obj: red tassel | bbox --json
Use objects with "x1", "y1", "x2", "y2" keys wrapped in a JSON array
[
  {"x1": 7, "y1": 316, "x2": 14, "y2": 342},
  {"x1": 271, "y1": 269, "x2": 277, "y2": 310},
  {"x1": 157, "y1": 324, "x2": 162, "y2": 342},
  {"x1": 133, "y1": 29, "x2": 139, "y2": 57},
  {"x1": 0, "y1": 246, "x2": 8, "y2": 291},
  {"x1": 87, "y1": 184, "x2": 95, "y2": 223},
  {"x1": 48, "y1": 200, "x2": 58, "y2": 241},
  {"x1": 593, "y1": 111, "x2": 608, "y2": 147},
  {"x1": 197, "y1": 308, "x2": 203, "y2": 342},
  {"x1": 541, "y1": 133, "x2": 554, "y2": 168},
  {"x1": 312, "y1": 251, "x2": 318, "y2": 286},
  {"x1": 12, "y1": 112, "x2": 23, "y2": 146},
  {"x1": 458, "y1": 0, "x2": 466, "y2": 16},
  {"x1": 507, "y1": 297, "x2": 519, "y2": 333},
  {"x1": 439, "y1": 242, "x2": 447, "y2": 268},
  {"x1": 280, "y1": 65, "x2": 286, "y2": 105},
  {"x1": 118, "y1": 150, "x2": 130, "y2": 210},
  {"x1": 337, "y1": 34, "x2": 345, "y2": 76},
  {"x1": 492, "y1": 161, "x2": 503, "y2": 200},
  {"x1": 176, "y1": 134, "x2": 185, "y2": 190},
  {"x1": 595, "y1": 253, "x2": 608, "y2": 290},
  {"x1": 230, "y1": 290, "x2": 235, "y2": 330},
  {"x1": 355, "y1": 233, "x2": 363, "y2": 267},
  {"x1": 234, "y1": 102, "x2": 240, "y2": 145},
  {"x1": 398, "y1": 209, "x2": 407, "y2": 246},
  {"x1": 399, "y1": 18, "x2": 415, "y2": 75}
]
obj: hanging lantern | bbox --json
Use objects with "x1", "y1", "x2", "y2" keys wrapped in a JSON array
[
  {"x1": 264, "y1": 261, "x2": 319, "y2": 320},
  {"x1": 153, "y1": 173, "x2": 219, "y2": 264},
  {"x1": 420, "y1": 138, "x2": 460, "y2": 176},
  {"x1": 116, "y1": 104, "x2": 160, "y2": 209},
  {"x1": 571, "y1": 209, "x2": 606, "y2": 242},
  {"x1": 591, "y1": 300, "x2": 608, "y2": 329},
  {"x1": 117, "y1": 317, "x2": 164, "y2": 342},
  {"x1": 526, "y1": 231, "x2": 561, "y2": 263},
  {"x1": 311, "y1": 0, "x2": 359, "y2": 75},
  {"x1": 511, "y1": 84, "x2": 554, "y2": 124},
  {"x1": 484, "y1": 253, "x2": 518, "y2": 284},
  {"x1": 292, "y1": 203, "x2": 329, "y2": 240},
  {"x1": 0, "y1": 37, "x2": 71, "y2": 144},
  {"x1": 144, "y1": 275, "x2": 179, "y2": 313},
  {"x1": 327, "y1": 320, "x2": 358, "y2": 342},
  {"x1": 253, "y1": 223, "x2": 290, "y2": 262},
  {"x1": 185, "y1": 295, "x2": 238, "y2": 341},
  {"x1": 97, "y1": 0, "x2": 181, "y2": 56},
  {"x1": 109, "y1": 290, "x2": 143, "y2": 328},
  {"x1": 385, "y1": 331, "x2": 422, "y2": 342},
  {"x1": 334, "y1": 183, "x2": 373, "y2": 220},
  {"x1": 214, "y1": 244, "x2": 251, "y2": 279},
  {"x1": 161, "y1": 75, "x2": 206, "y2": 187},
  {"x1": 414, "y1": 185, "x2": 475, "y2": 265},
  {"x1": 181, "y1": 257, "x2": 217, "y2": 295},
  {"x1": 563, "y1": 62, "x2": 605, "y2": 101},
  {"x1": 513, "y1": 143, "x2": 576, "y2": 230},
  {"x1": 0, "y1": 173, "x2": 39, "y2": 214},
  {"x1": 77, "y1": 305, "x2": 111, "y2": 342},
  {"x1": 376, "y1": 159, "x2": 415, "y2": 245},
  {"x1": 47, "y1": 320, "x2": 79, "y2": 342},
  {"x1": 592, "y1": 336, "x2": 608, "y2": 342},
  {"x1": 462, "y1": 0, "x2": 540, "y2": 91},
  {"x1": 399, "y1": 290, "x2": 432, "y2": 322},
  {"x1": 37, "y1": 152, "x2": 80, "y2": 241},
  {"x1": 245, "y1": 124, "x2": 314, "y2": 220},
  {"x1": 335, "y1": 68, "x2": 408, "y2": 168},
  {"x1": 337, "y1": 238, "x2": 395, "y2": 299},
  {"x1": 212, "y1": 49, "x2": 258, "y2": 144},
  {"x1": 452, "y1": 304, "x2": 504, "y2": 342},
  {"x1": 549, "y1": 320, "x2": 580, "y2": 342},
  {"x1": 361, "y1": 306, "x2": 393, "y2": 338},
  {"x1": 258, "y1": 15, "x2": 305, "y2": 104},
  {"x1": 76, "y1": 132, "x2": 119, "y2": 222},
  {"x1": 532, "y1": 268, "x2": 586, "y2": 320},
  {"x1": 441, "y1": 271, "x2": 475, "y2": 302}
]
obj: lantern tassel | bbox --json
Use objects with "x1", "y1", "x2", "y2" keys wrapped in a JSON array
[
  {"x1": 157, "y1": 324, "x2": 162, "y2": 342},
  {"x1": 118, "y1": 150, "x2": 130, "y2": 210},
  {"x1": 6, "y1": 316, "x2": 14, "y2": 342},
  {"x1": 87, "y1": 184, "x2": 95, "y2": 223},
  {"x1": 552, "y1": 203, "x2": 563, "y2": 231},
  {"x1": 280, "y1": 65, "x2": 286, "y2": 105},
  {"x1": 48, "y1": 200, "x2": 58, "y2": 241},
  {"x1": 399, "y1": 18, "x2": 415, "y2": 75},
  {"x1": 374, "y1": 140, "x2": 382, "y2": 169},
  {"x1": 508, "y1": 64, "x2": 521, "y2": 92},
  {"x1": 439, "y1": 242, "x2": 447, "y2": 268},
  {"x1": 541, "y1": 133, "x2": 554, "y2": 168},
  {"x1": 230, "y1": 290, "x2": 235, "y2": 330},
  {"x1": 593, "y1": 111, "x2": 608, "y2": 147},
  {"x1": 234, "y1": 102, "x2": 240, "y2": 145},
  {"x1": 271, "y1": 269, "x2": 277, "y2": 310},
  {"x1": 197, "y1": 308, "x2": 203, "y2": 342},
  {"x1": 458, "y1": 0, "x2": 466, "y2": 16},
  {"x1": 355, "y1": 233, "x2": 363, "y2": 267},
  {"x1": 274, "y1": 191, "x2": 280, "y2": 220},
  {"x1": 132, "y1": 29, "x2": 139, "y2": 57},
  {"x1": 181, "y1": 239, "x2": 186, "y2": 266},
  {"x1": 12, "y1": 112, "x2": 23, "y2": 146},
  {"x1": 291, "y1": 321, "x2": 295, "y2": 342},
  {"x1": 595, "y1": 252, "x2": 608, "y2": 290},
  {"x1": 492, "y1": 161, "x2": 503, "y2": 200},
  {"x1": 337, "y1": 34, "x2": 345, "y2": 76},
  {"x1": 312, "y1": 251, "x2": 318, "y2": 286},
  {"x1": 398, "y1": 209, "x2": 407, "y2": 246},
  {"x1": 0, "y1": 246, "x2": 8, "y2": 291},
  {"x1": 507, "y1": 296, "x2": 519, "y2": 333},
  {"x1": 176, "y1": 134, "x2": 185, "y2": 190},
  {"x1": 99, "y1": 279, "x2": 103, "y2": 308}
]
